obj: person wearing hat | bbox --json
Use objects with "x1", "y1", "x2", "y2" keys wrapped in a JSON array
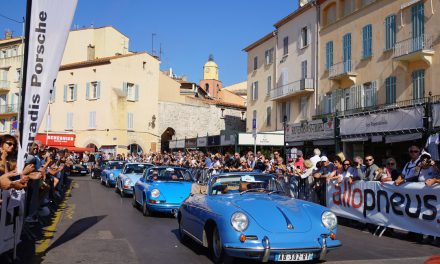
[
  {"x1": 297, "y1": 159, "x2": 316, "y2": 202},
  {"x1": 293, "y1": 150, "x2": 305, "y2": 171},
  {"x1": 312, "y1": 156, "x2": 335, "y2": 206}
]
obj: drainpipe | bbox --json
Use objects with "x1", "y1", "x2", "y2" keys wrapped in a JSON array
[
  {"x1": 314, "y1": 1, "x2": 320, "y2": 118},
  {"x1": 273, "y1": 30, "x2": 279, "y2": 131}
]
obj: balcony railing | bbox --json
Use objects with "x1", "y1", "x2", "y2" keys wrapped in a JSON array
[
  {"x1": 270, "y1": 78, "x2": 314, "y2": 100},
  {"x1": 393, "y1": 34, "x2": 434, "y2": 58},
  {"x1": 0, "y1": 104, "x2": 18, "y2": 115},
  {"x1": 0, "y1": 55, "x2": 23, "y2": 68},
  {"x1": 0, "y1": 80, "x2": 10, "y2": 90},
  {"x1": 329, "y1": 60, "x2": 355, "y2": 79}
]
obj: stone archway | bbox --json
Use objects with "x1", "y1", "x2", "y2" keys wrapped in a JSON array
[
  {"x1": 161, "y1": 127, "x2": 175, "y2": 152},
  {"x1": 86, "y1": 143, "x2": 98, "y2": 152}
]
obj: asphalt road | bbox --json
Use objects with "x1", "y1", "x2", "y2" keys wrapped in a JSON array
[{"x1": 36, "y1": 176, "x2": 439, "y2": 264}]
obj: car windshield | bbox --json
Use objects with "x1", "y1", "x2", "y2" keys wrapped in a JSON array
[
  {"x1": 146, "y1": 167, "x2": 192, "y2": 182},
  {"x1": 209, "y1": 174, "x2": 285, "y2": 196},
  {"x1": 107, "y1": 161, "x2": 125, "y2": 170},
  {"x1": 124, "y1": 164, "x2": 151, "y2": 174}
]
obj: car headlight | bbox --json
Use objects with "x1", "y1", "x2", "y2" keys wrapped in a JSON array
[
  {"x1": 109, "y1": 173, "x2": 114, "y2": 178},
  {"x1": 151, "y1": 189, "x2": 160, "y2": 198},
  {"x1": 231, "y1": 212, "x2": 248, "y2": 232},
  {"x1": 124, "y1": 179, "x2": 132, "y2": 185},
  {"x1": 322, "y1": 211, "x2": 337, "y2": 230}
]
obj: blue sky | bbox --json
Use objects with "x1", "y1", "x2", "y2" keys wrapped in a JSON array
[{"x1": 0, "y1": 0, "x2": 297, "y2": 86}]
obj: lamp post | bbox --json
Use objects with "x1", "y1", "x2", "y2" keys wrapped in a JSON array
[{"x1": 283, "y1": 115, "x2": 287, "y2": 163}]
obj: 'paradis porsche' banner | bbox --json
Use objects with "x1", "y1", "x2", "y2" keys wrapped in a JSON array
[
  {"x1": 327, "y1": 181, "x2": 440, "y2": 236},
  {"x1": 18, "y1": 0, "x2": 77, "y2": 171}
]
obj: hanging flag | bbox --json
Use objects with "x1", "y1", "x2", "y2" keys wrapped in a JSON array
[{"x1": 17, "y1": 0, "x2": 77, "y2": 171}]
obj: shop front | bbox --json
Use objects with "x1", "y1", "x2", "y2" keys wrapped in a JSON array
[
  {"x1": 169, "y1": 139, "x2": 185, "y2": 150},
  {"x1": 340, "y1": 106, "x2": 425, "y2": 166},
  {"x1": 286, "y1": 119, "x2": 335, "y2": 158},
  {"x1": 237, "y1": 132, "x2": 284, "y2": 155},
  {"x1": 185, "y1": 138, "x2": 197, "y2": 150},
  {"x1": 35, "y1": 133, "x2": 95, "y2": 153},
  {"x1": 220, "y1": 134, "x2": 236, "y2": 153}
]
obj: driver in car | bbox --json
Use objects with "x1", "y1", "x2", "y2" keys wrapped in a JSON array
[{"x1": 151, "y1": 171, "x2": 158, "y2": 181}]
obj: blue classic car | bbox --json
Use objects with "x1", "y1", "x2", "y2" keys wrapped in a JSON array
[
  {"x1": 115, "y1": 163, "x2": 153, "y2": 197},
  {"x1": 132, "y1": 166, "x2": 193, "y2": 216},
  {"x1": 178, "y1": 173, "x2": 341, "y2": 263},
  {"x1": 100, "y1": 160, "x2": 127, "y2": 187}
]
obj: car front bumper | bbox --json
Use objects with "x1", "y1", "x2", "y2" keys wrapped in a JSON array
[
  {"x1": 224, "y1": 235, "x2": 341, "y2": 262},
  {"x1": 147, "y1": 202, "x2": 180, "y2": 214}
]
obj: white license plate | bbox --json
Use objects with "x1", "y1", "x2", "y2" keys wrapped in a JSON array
[
  {"x1": 81, "y1": 171, "x2": 87, "y2": 173},
  {"x1": 276, "y1": 253, "x2": 313, "y2": 262}
]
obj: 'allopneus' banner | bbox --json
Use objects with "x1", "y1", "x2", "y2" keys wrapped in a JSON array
[
  {"x1": 326, "y1": 181, "x2": 440, "y2": 236},
  {"x1": 18, "y1": 0, "x2": 77, "y2": 171}
]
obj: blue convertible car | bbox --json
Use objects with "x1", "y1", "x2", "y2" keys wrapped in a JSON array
[
  {"x1": 115, "y1": 163, "x2": 153, "y2": 197},
  {"x1": 132, "y1": 166, "x2": 193, "y2": 217},
  {"x1": 178, "y1": 173, "x2": 341, "y2": 263},
  {"x1": 100, "y1": 160, "x2": 126, "y2": 187}
]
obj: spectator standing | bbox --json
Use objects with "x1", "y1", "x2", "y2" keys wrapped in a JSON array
[
  {"x1": 294, "y1": 150, "x2": 305, "y2": 171},
  {"x1": 425, "y1": 132, "x2": 439, "y2": 163},
  {"x1": 354, "y1": 156, "x2": 366, "y2": 174},
  {"x1": 310, "y1": 148, "x2": 321, "y2": 169},
  {"x1": 395, "y1": 146, "x2": 421, "y2": 185},
  {"x1": 364, "y1": 154, "x2": 379, "y2": 181},
  {"x1": 414, "y1": 152, "x2": 439, "y2": 183},
  {"x1": 378, "y1": 158, "x2": 400, "y2": 182},
  {"x1": 313, "y1": 156, "x2": 334, "y2": 206}
]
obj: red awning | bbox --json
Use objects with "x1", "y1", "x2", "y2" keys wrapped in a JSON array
[{"x1": 48, "y1": 146, "x2": 95, "y2": 153}]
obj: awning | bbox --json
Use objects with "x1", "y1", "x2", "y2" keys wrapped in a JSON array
[
  {"x1": 287, "y1": 141, "x2": 304, "y2": 147},
  {"x1": 48, "y1": 146, "x2": 95, "y2": 153},
  {"x1": 341, "y1": 137, "x2": 369, "y2": 142},
  {"x1": 313, "y1": 139, "x2": 335, "y2": 146},
  {"x1": 385, "y1": 133, "x2": 423, "y2": 144},
  {"x1": 371, "y1": 135, "x2": 383, "y2": 143}
]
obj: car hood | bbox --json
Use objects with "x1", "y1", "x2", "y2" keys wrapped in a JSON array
[
  {"x1": 231, "y1": 194, "x2": 312, "y2": 233},
  {"x1": 123, "y1": 173, "x2": 143, "y2": 181},
  {"x1": 152, "y1": 182, "x2": 192, "y2": 204}
]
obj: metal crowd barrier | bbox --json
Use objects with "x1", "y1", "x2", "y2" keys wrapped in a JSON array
[{"x1": 0, "y1": 189, "x2": 25, "y2": 258}]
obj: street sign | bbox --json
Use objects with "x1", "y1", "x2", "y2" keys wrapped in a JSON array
[{"x1": 252, "y1": 118, "x2": 256, "y2": 138}]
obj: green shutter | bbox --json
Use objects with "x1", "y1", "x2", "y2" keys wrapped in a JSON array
[
  {"x1": 123, "y1": 82, "x2": 128, "y2": 96},
  {"x1": 73, "y1": 84, "x2": 78, "y2": 101},
  {"x1": 135, "y1": 84, "x2": 139, "y2": 101},
  {"x1": 97, "y1": 82, "x2": 101, "y2": 99}
]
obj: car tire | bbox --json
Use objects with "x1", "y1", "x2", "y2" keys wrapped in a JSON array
[
  {"x1": 91, "y1": 171, "x2": 95, "y2": 179},
  {"x1": 142, "y1": 201, "x2": 150, "y2": 217},
  {"x1": 210, "y1": 226, "x2": 233, "y2": 264},
  {"x1": 100, "y1": 178, "x2": 105, "y2": 185},
  {"x1": 132, "y1": 191, "x2": 138, "y2": 208},
  {"x1": 115, "y1": 184, "x2": 119, "y2": 193},
  {"x1": 106, "y1": 179, "x2": 110, "y2": 187}
]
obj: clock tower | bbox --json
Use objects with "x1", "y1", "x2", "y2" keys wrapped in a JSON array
[{"x1": 200, "y1": 54, "x2": 222, "y2": 98}]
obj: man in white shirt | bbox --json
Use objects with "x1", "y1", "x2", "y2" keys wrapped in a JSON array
[
  {"x1": 425, "y1": 133, "x2": 440, "y2": 162},
  {"x1": 395, "y1": 145, "x2": 420, "y2": 185},
  {"x1": 310, "y1": 148, "x2": 321, "y2": 169}
]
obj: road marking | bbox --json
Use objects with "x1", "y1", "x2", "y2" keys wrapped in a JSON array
[{"x1": 35, "y1": 181, "x2": 75, "y2": 255}]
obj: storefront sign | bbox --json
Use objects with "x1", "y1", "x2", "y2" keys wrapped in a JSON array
[
  {"x1": 286, "y1": 119, "x2": 334, "y2": 142},
  {"x1": 197, "y1": 137, "x2": 207, "y2": 147},
  {"x1": 35, "y1": 133, "x2": 75, "y2": 147},
  {"x1": 208, "y1": 136, "x2": 220, "y2": 146},
  {"x1": 433, "y1": 103, "x2": 440, "y2": 128},
  {"x1": 340, "y1": 107, "x2": 424, "y2": 136},
  {"x1": 238, "y1": 133, "x2": 284, "y2": 146},
  {"x1": 220, "y1": 134, "x2": 235, "y2": 146},
  {"x1": 185, "y1": 138, "x2": 197, "y2": 148},
  {"x1": 169, "y1": 140, "x2": 185, "y2": 149},
  {"x1": 327, "y1": 180, "x2": 440, "y2": 237}
]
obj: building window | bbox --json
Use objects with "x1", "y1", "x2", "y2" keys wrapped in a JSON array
[
  {"x1": 343, "y1": 0, "x2": 355, "y2": 16},
  {"x1": 363, "y1": 81, "x2": 377, "y2": 107},
  {"x1": 0, "y1": 119, "x2": 5, "y2": 132},
  {"x1": 324, "y1": 3, "x2": 337, "y2": 25},
  {"x1": 15, "y1": 68, "x2": 20, "y2": 82},
  {"x1": 385, "y1": 15, "x2": 396, "y2": 51},
  {"x1": 66, "y1": 112, "x2": 73, "y2": 130},
  {"x1": 362, "y1": 24, "x2": 372, "y2": 58},
  {"x1": 343, "y1": 33, "x2": 352, "y2": 72},
  {"x1": 265, "y1": 48, "x2": 274, "y2": 65},
  {"x1": 412, "y1": 69, "x2": 425, "y2": 100},
  {"x1": 325, "y1": 93, "x2": 333, "y2": 114},
  {"x1": 64, "y1": 84, "x2": 77, "y2": 102},
  {"x1": 385, "y1": 76, "x2": 396, "y2": 104},
  {"x1": 283, "y1": 36, "x2": 289, "y2": 55},
  {"x1": 253, "y1": 56, "x2": 258, "y2": 71},
  {"x1": 280, "y1": 102, "x2": 291, "y2": 122},
  {"x1": 87, "y1": 81, "x2": 100, "y2": 100},
  {"x1": 251, "y1": 81, "x2": 258, "y2": 101},
  {"x1": 266, "y1": 76, "x2": 272, "y2": 95},
  {"x1": 124, "y1": 82, "x2": 139, "y2": 102},
  {"x1": 127, "y1": 112, "x2": 134, "y2": 130},
  {"x1": 301, "y1": 26, "x2": 309, "y2": 48},
  {"x1": 412, "y1": 2, "x2": 424, "y2": 50},
  {"x1": 300, "y1": 97, "x2": 308, "y2": 120},
  {"x1": 326, "y1": 41, "x2": 333, "y2": 70},
  {"x1": 89, "y1": 111, "x2": 96, "y2": 129},
  {"x1": 301, "y1": 60, "x2": 308, "y2": 79},
  {"x1": 344, "y1": 89, "x2": 351, "y2": 111},
  {"x1": 266, "y1": 107, "x2": 271, "y2": 126},
  {"x1": 0, "y1": 69, "x2": 8, "y2": 81}
]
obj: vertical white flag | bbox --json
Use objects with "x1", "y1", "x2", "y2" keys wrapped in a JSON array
[{"x1": 18, "y1": 0, "x2": 77, "y2": 171}]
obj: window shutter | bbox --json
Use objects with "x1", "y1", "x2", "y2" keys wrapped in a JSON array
[
  {"x1": 86, "y1": 82, "x2": 90, "y2": 100},
  {"x1": 135, "y1": 84, "x2": 139, "y2": 101},
  {"x1": 287, "y1": 102, "x2": 291, "y2": 121},
  {"x1": 51, "y1": 86, "x2": 56, "y2": 103},
  {"x1": 255, "y1": 82, "x2": 258, "y2": 100},
  {"x1": 371, "y1": 80, "x2": 377, "y2": 106},
  {"x1": 63, "y1": 85, "x2": 67, "y2": 102},
  {"x1": 73, "y1": 84, "x2": 78, "y2": 101},
  {"x1": 97, "y1": 81, "x2": 101, "y2": 99},
  {"x1": 88, "y1": 112, "x2": 92, "y2": 128},
  {"x1": 123, "y1": 82, "x2": 128, "y2": 96}
]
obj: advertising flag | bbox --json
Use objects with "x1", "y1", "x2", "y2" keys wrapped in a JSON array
[{"x1": 18, "y1": 0, "x2": 77, "y2": 171}]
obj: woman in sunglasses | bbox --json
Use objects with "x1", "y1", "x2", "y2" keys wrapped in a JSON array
[
  {"x1": 0, "y1": 134, "x2": 18, "y2": 174},
  {"x1": 377, "y1": 158, "x2": 400, "y2": 182}
]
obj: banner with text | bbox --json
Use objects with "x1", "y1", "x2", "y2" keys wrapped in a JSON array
[
  {"x1": 18, "y1": 0, "x2": 77, "y2": 171},
  {"x1": 340, "y1": 107, "x2": 424, "y2": 136},
  {"x1": 326, "y1": 181, "x2": 440, "y2": 236},
  {"x1": 286, "y1": 118, "x2": 334, "y2": 142}
]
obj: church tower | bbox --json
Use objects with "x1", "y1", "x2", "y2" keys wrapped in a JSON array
[{"x1": 200, "y1": 54, "x2": 222, "y2": 98}]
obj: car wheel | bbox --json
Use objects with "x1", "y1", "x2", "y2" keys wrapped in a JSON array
[
  {"x1": 142, "y1": 201, "x2": 150, "y2": 217},
  {"x1": 100, "y1": 177, "x2": 105, "y2": 185},
  {"x1": 115, "y1": 184, "x2": 119, "y2": 193},
  {"x1": 210, "y1": 226, "x2": 233, "y2": 264},
  {"x1": 106, "y1": 179, "x2": 110, "y2": 187},
  {"x1": 91, "y1": 171, "x2": 95, "y2": 179},
  {"x1": 132, "y1": 191, "x2": 138, "y2": 208}
]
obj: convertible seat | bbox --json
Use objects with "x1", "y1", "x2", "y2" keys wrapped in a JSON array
[{"x1": 190, "y1": 183, "x2": 207, "y2": 195}]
